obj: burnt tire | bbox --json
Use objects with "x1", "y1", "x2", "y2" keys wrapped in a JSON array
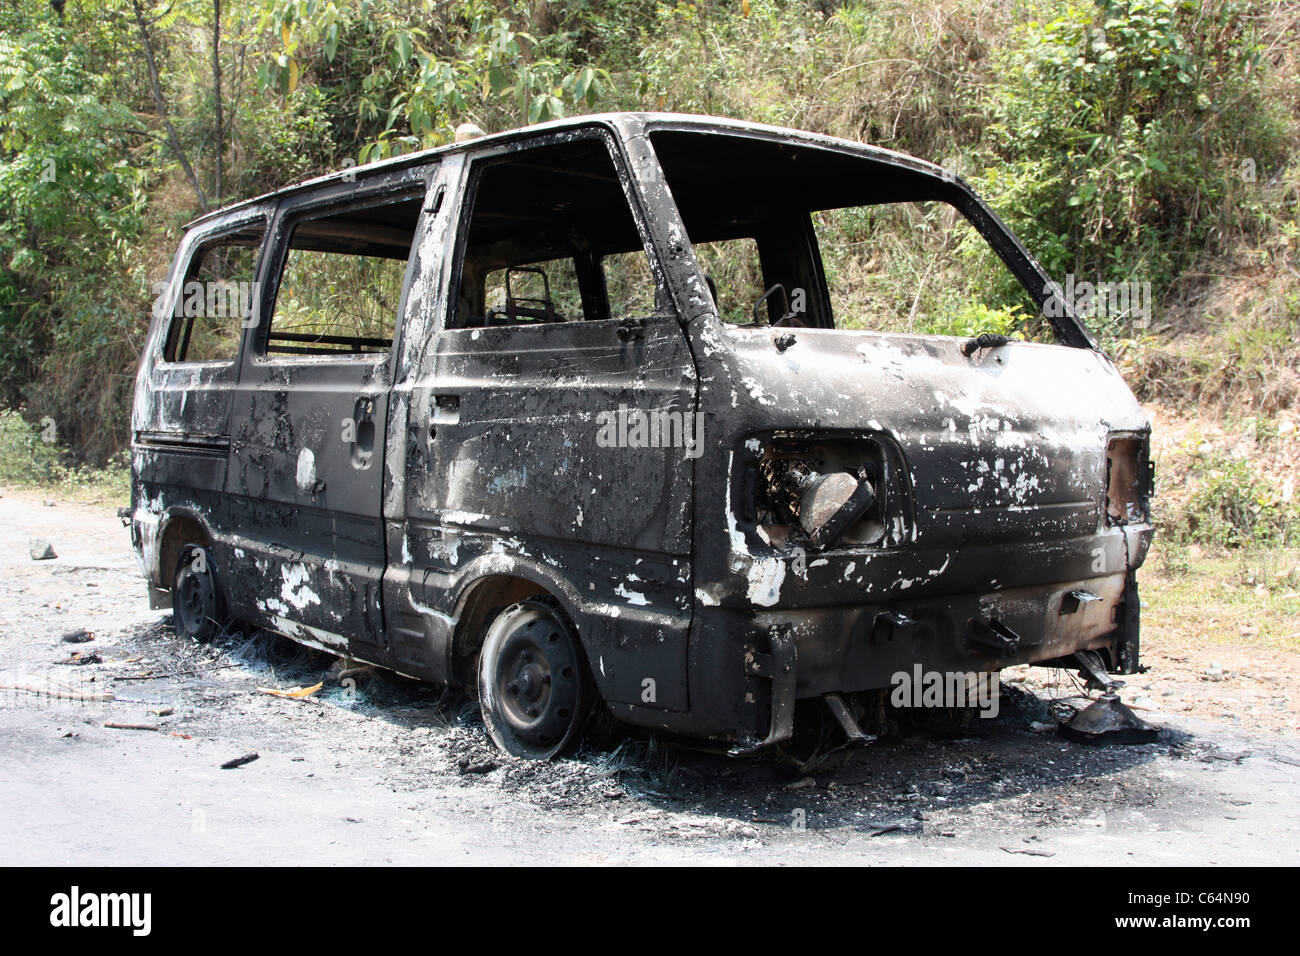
[
  {"x1": 172, "y1": 543, "x2": 224, "y2": 644},
  {"x1": 477, "y1": 598, "x2": 591, "y2": 759}
]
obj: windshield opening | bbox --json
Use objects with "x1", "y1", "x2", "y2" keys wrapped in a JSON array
[{"x1": 648, "y1": 129, "x2": 1055, "y2": 342}]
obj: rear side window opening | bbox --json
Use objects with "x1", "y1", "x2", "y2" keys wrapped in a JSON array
[
  {"x1": 261, "y1": 191, "x2": 424, "y2": 357},
  {"x1": 647, "y1": 129, "x2": 1052, "y2": 341},
  {"x1": 452, "y1": 134, "x2": 666, "y2": 330},
  {"x1": 162, "y1": 222, "x2": 265, "y2": 364}
]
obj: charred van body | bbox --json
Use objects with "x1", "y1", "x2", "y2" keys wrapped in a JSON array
[{"x1": 128, "y1": 114, "x2": 1154, "y2": 758}]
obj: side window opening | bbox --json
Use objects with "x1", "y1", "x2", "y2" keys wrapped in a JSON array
[
  {"x1": 690, "y1": 237, "x2": 763, "y2": 325},
  {"x1": 484, "y1": 258, "x2": 584, "y2": 324},
  {"x1": 163, "y1": 223, "x2": 265, "y2": 363},
  {"x1": 600, "y1": 250, "x2": 659, "y2": 320},
  {"x1": 454, "y1": 136, "x2": 666, "y2": 329},
  {"x1": 264, "y1": 191, "x2": 423, "y2": 356}
]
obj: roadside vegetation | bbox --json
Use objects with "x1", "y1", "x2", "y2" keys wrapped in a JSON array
[{"x1": 0, "y1": 408, "x2": 130, "y2": 502}]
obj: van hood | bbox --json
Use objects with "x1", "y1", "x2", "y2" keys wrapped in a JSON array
[{"x1": 695, "y1": 321, "x2": 1150, "y2": 550}]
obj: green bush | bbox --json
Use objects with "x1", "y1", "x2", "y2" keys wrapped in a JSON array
[
  {"x1": 0, "y1": 13, "x2": 148, "y2": 462},
  {"x1": 0, "y1": 407, "x2": 62, "y2": 484},
  {"x1": 978, "y1": 0, "x2": 1291, "y2": 306},
  {"x1": 0, "y1": 407, "x2": 129, "y2": 499},
  {"x1": 1174, "y1": 452, "x2": 1298, "y2": 549}
]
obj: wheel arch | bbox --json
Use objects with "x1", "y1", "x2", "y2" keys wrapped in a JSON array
[
  {"x1": 446, "y1": 558, "x2": 589, "y2": 686},
  {"x1": 155, "y1": 509, "x2": 217, "y2": 590}
]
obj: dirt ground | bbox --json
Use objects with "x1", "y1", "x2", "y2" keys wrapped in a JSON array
[{"x1": 1, "y1": 486, "x2": 1297, "y2": 865}]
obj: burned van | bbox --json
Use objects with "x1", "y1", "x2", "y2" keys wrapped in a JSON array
[{"x1": 129, "y1": 113, "x2": 1154, "y2": 758}]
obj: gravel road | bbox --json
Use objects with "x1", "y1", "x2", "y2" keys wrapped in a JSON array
[{"x1": 2, "y1": 488, "x2": 1297, "y2": 865}]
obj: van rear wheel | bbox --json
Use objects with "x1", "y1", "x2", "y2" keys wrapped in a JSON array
[
  {"x1": 172, "y1": 543, "x2": 224, "y2": 643},
  {"x1": 477, "y1": 598, "x2": 589, "y2": 759}
]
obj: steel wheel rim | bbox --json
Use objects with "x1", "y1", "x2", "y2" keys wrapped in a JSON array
[
  {"x1": 175, "y1": 552, "x2": 213, "y2": 636},
  {"x1": 484, "y1": 606, "x2": 584, "y2": 757}
]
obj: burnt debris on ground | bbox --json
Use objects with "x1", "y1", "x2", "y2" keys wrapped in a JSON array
[{"x1": 58, "y1": 614, "x2": 1191, "y2": 844}]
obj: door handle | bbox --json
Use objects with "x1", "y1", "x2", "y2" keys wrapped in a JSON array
[
  {"x1": 427, "y1": 393, "x2": 460, "y2": 444},
  {"x1": 431, "y1": 394, "x2": 460, "y2": 421},
  {"x1": 350, "y1": 396, "x2": 376, "y2": 469}
]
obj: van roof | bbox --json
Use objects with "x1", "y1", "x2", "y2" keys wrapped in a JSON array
[{"x1": 182, "y1": 112, "x2": 949, "y2": 230}]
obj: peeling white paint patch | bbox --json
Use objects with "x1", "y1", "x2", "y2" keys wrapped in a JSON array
[
  {"x1": 442, "y1": 510, "x2": 488, "y2": 526},
  {"x1": 694, "y1": 587, "x2": 720, "y2": 606},
  {"x1": 322, "y1": 558, "x2": 342, "y2": 588},
  {"x1": 488, "y1": 535, "x2": 526, "y2": 556},
  {"x1": 433, "y1": 536, "x2": 460, "y2": 567},
  {"x1": 280, "y1": 563, "x2": 322, "y2": 612},
  {"x1": 746, "y1": 557, "x2": 785, "y2": 607},
  {"x1": 739, "y1": 376, "x2": 775, "y2": 407},
  {"x1": 295, "y1": 448, "x2": 316, "y2": 493},
  {"x1": 614, "y1": 583, "x2": 649, "y2": 606},
  {"x1": 933, "y1": 388, "x2": 1007, "y2": 422},
  {"x1": 267, "y1": 616, "x2": 348, "y2": 653}
]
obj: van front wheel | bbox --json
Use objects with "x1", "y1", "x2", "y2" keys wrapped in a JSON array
[{"x1": 477, "y1": 598, "x2": 589, "y2": 759}]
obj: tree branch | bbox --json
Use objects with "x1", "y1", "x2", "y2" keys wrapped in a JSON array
[
  {"x1": 211, "y1": 0, "x2": 223, "y2": 205},
  {"x1": 130, "y1": 0, "x2": 208, "y2": 211}
]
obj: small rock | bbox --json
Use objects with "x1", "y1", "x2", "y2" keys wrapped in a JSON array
[
  {"x1": 29, "y1": 538, "x2": 56, "y2": 560},
  {"x1": 1029, "y1": 720, "x2": 1055, "y2": 733},
  {"x1": 61, "y1": 629, "x2": 94, "y2": 643},
  {"x1": 457, "y1": 758, "x2": 497, "y2": 775}
]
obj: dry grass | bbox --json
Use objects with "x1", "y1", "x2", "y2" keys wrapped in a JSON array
[{"x1": 1145, "y1": 541, "x2": 1300, "y2": 653}]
